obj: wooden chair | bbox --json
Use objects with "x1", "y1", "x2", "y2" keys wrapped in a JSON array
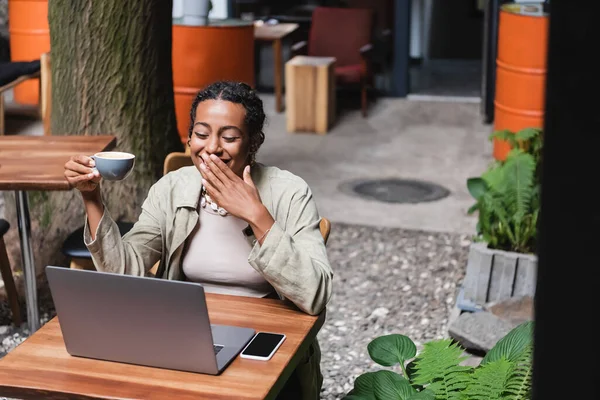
[
  {"x1": 319, "y1": 217, "x2": 331, "y2": 245},
  {"x1": 0, "y1": 219, "x2": 22, "y2": 326},
  {"x1": 40, "y1": 52, "x2": 51, "y2": 136},
  {"x1": 163, "y1": 151, "x2": 194, "y2": 176}
]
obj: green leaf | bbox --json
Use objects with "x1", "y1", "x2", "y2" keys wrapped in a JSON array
[
  {"x1": 467, "y1": 177, "x2": 487, "y2": 200},
  {"x1": 368, "y1": 335, "x2": 417, "y2": 368},
  {"x1": 342, "y1": 394, "x2": 374, "y2": 400},
  {"x1": 406, "y1": 389, "x2": 436, "y2": 400},
  {"x1": 482, "y1": 321, "x2": 534, "y2": 365},
  {"x1": 514, "y1": 127, "x2": 541, "y2": 143},
  {"x1": 491, "y1": 129, "x2": 518, "y2": 148},
  {"x1": 504, "y1": 346, "x2": 533, "y2": 400},
  {"x1": 463, "y1": 358, "x2": 512, "y2": 400},
  {"x1": 467, "y1": 203, "x2": 479, "y2": 215},
  {"x1": 503, "y1": 151, "x2": 535, "y2": 223},
  {"x1": 405, "y1": 360, "x2": 419, "y2": 384},
  {"x1": 343, "y1": 395, "x2": 372, "y2": 400},
  {"x1": 353, "y1": 372, "x2": 377, "y2": 399},
  {"x1": 373, "y1": 371, "x2": 416, "y2": 400},
  {"x1": 411, "y1": 340, "x2": 473, "y2": 398},
  {"x1": 490, "y1": 129, "x2": 512, "y2": 142},
  {"x1": 481, "y1": 165, "x2": 504, "y2": 193}
]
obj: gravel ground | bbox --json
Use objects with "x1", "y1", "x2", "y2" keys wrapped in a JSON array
[
  {"x1": 0, "y1": 222, "x2": 471, "y2": 400},
  {"x1": 317, "y1": 223, "x2": 470, "y2": 399}
]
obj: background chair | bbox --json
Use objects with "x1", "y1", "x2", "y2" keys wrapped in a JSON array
[
  {"x1": 343, "y1": 0, "x2": 393, "y2": 73},
  {"x1": 62, "y1": 221, "x2": 134, "y2": 270},
  {"x1": 319, "y1": 217, "x2": 331, "y2": 245},
  {"x1": 290, "y1": 6, "x2": 374, "y2": 117},
  {"x1": 0, "y1": 218, "x2": 21, "y2": 326},
  {"x1": 0, "y1": 52, "x2": 52, "y2": 136},
  {"x1": 40, "y1": 52, "x2": 51, "y2": 136}
]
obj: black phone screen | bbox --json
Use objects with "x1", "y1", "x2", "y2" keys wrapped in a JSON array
[{"x1": 241, "y1": 333, "x2": 285, "y2": 357}]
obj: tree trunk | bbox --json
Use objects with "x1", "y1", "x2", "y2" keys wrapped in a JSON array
[
  {"x1": 49, "y1": 0, "x2": 181, "y2": 181},
  {"x1": 3, "y1": 0, "x2": 183, "y2": 298}
]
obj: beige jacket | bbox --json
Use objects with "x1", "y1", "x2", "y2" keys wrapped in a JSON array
[{"x1": 84, "y1": 164, "x2": 332, "y2": 399}]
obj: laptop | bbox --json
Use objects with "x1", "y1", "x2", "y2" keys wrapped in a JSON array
[{"x1": 45, "y1": 266, "x2": 255, "y2": 375}]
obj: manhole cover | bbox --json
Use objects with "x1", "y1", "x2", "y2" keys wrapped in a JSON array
[{"x1": 340, "y1": 178, "x2": 450, "y2": 204}]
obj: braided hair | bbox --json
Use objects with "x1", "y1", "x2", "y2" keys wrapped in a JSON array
[{"x1": 188, "y1": 81, "x2": 266, "y2": 163}]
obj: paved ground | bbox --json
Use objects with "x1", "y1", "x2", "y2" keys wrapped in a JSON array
[
  {"x1": 258, "y1": 94, "x2": 492, "y2": 234},
  {"x1": 0, "y1": 92, "x2": 493, "y2": 399}
]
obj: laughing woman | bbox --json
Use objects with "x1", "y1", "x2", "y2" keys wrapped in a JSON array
[{"x1": 64, "y1": 81, "x2": 333, "y2": 399}]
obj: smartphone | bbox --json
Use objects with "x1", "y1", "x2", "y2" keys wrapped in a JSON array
[{"x1": 240, "y1": 332, "x2": 286, "y2": 361}]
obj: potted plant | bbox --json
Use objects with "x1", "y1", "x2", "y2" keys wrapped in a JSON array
[
  {"x1": 343, "y1": 321, "x2": 533, "y2": 400},
  {"x1": 461, "y1": 128, "x2": 542, "y2": 308}
]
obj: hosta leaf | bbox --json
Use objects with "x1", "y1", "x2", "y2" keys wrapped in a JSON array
[
  {"x1": 353, "y1": 372, "x2": 377, "y2": 399},
  {"x1": 368, "y1": 335, "x2": 417, "y2": 367},
  {"x1": 467, "y1": 177, "x2": 487, "y2": 200},
  {"x1": 406, "y1": 389, "x2": 435, "y2": 400},
  {"x1": 343, "y1": 395, "x2": 371, "y2": 400},
  {"x1": 373, "y1": 371, "x2": 416, "y2": 400},
  {"x1": 482, "y1": 321, "x2": 533, "y2": 365}
]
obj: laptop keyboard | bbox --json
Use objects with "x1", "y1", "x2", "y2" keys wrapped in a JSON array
[{"x1": 214, "y1": 344, "x2": 224, "y2": 355}]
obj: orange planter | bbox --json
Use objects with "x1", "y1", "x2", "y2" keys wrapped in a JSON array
[
  {"x1": 172, "y1": 20, "x2": 255, "y2": 144},
  {"x1": 493, "y1": 3, "x2": 548, "y2": 160},
  {"x1": 8, "y1": 0, "x2": 50, "y2": 105}
]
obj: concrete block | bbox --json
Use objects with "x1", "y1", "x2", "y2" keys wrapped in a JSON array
[
  {"x1": 488, "y1": 252, "x2": 517, "y2": 302},
  {"x1": 461, "y1": 243, "x2": 538, "y2": 307},
  {"x1": 513, "y1": 256, "x2": 537, "y2": 297},
  {"x1": 449, "y1": 311, "x2": 518, "y2": 352},
  {"x1": 463, "y1": 243, "x2": 493, "y2": 305}
]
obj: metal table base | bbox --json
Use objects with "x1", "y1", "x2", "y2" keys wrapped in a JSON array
[{"x1": 15, "y1": 191, "x2": 40, "y2": 333}]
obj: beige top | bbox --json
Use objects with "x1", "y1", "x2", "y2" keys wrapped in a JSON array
[{"x1": 181, "y1": 205, "x2": 273, "y2": 297}]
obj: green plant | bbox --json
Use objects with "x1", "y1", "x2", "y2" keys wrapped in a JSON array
[
  {"x1": 344, "y1": 321, "x2": 533, "y2": 400},
  {"x1": 466, "y1": 128, "x2": 543, "y2": 253}
]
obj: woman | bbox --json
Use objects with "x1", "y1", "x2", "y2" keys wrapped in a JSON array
[{"x1": 64, "y1": 81, "x2": 332, "y2": 399}]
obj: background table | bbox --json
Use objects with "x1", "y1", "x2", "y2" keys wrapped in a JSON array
[
  {"x1": 0, "y1": 293, "x2": 325, "y2": 400},
  {"x1": 0, "y1": 135, "x2": 117, "y2": 332},
  {"x1": 254, "y1": 23, "x2": 299, "y2": 113}
]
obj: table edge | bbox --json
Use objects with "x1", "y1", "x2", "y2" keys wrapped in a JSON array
[{"x1": 0, "y1": 135, "x2": 117, "y2": 191}]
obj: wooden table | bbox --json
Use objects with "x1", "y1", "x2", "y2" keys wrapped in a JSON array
[
  {"x1": 254, "y1": 22, "x2": 299, "y2": 113},
  {"x1": 0, "y1": 293, "x2": 325, "y2": 399},
  {"x1": 0, "y1": 135, "x2": 117, "y2": 332}
]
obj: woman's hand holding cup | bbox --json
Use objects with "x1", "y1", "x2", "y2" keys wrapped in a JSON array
[{"x1": 64, "y1": 155, "x2": 101, "y2": 192}]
